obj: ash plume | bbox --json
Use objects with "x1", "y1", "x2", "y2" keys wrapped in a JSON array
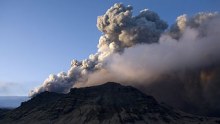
[
  {"x1": 30, "y1": 3, "x2": 167, "y2": 96},
  {"x1": 30, "y1": 3, "x2": 220, "y2": 117}
]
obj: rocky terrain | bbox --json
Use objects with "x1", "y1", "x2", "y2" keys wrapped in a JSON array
[
  {"x1": 0, "y1": 82, "x2": 220, "y2": 124},
  {"x1": 0, "y1": 108, "x2": 11, "y2": 119}
]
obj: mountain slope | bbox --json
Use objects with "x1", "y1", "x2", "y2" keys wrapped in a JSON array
[
  {"x1": 0, "y1": 82, "x2": 220, "y2": 124},
  {"x1": 0, "y1": 108, "x2": 11, "y2": 119}
]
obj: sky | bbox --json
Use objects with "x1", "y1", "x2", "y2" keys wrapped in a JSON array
[{"x1": 0, "y1": 0, "x2": 220, "y2": 96}]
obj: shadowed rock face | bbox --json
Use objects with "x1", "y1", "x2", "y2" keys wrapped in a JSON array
[
  {"x1": 0, "y1": 82, "x2": 220, "y2": 124},
  {"x1": 0, "y1": 108, "x2": 11, "y2": 119}
]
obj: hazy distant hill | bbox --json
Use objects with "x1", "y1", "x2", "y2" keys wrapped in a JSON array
[
  {"x1": 0, "y1": 82, "x2": 220, "y2": 124},
  {"x1": 0, "y1": 96, "x2": 29, "y2": 108}
]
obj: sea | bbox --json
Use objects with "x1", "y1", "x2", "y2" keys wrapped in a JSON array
[{"x1": 0, "y1": 96, "x2": 29, "y2": 108}]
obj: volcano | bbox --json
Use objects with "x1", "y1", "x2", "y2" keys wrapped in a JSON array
[{"x1": 0, "y1": 82, "x2": 219, "y2": 124}]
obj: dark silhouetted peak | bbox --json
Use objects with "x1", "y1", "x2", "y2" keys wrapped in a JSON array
[
  {"x1": 96, "y1": 82, "x2": 123, "y2": 88},
  {"x1": 21, "y1": 91, "x2": 64, "y2": 107},
  {"x1": 69, "y1": 82, "x2": 157, "y2": 108},
  {"x1": 0, "y1": 82, "x2": 220, "y2": 124}
]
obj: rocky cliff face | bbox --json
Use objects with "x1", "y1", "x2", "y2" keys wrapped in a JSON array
[{"x1": 0, "y1": 82, "x2": 219, "y2": 124}]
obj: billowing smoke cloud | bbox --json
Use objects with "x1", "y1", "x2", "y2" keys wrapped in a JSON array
[
  {"x1": 30, "y1": 3, "x2": 220, "y2": 117},
  {"x1": 29, "y1": 3, "x2": 167, "y2": 96}
]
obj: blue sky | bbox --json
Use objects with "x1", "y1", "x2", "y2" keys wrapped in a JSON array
[{"x1": 0, "y1": 0, "x2": 220, "y2": 96}]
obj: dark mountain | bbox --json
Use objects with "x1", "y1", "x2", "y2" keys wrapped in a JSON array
[
  {"x1": 0, "y1": 82, "x2": 220, "y2": 124},
  {"x1": 0, "y1": 108, "x2": 11, "y2": 119}
]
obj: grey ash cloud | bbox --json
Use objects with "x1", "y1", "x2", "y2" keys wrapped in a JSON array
[{"x1": 30, "y1": 3, "x2": 167, "y2": 96}]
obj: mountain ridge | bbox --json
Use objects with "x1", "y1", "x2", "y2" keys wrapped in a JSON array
[{"x1": 0, "y1": 82, "x2": 220, "y2": 124}]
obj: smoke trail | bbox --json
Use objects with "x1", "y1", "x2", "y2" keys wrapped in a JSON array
[{"x1": 30, "y1": 3, "x2": 220, "y2": 117}]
